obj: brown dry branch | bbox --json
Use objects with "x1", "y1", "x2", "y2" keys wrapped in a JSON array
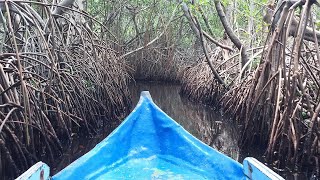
[
  {"x1": 221, "y1": 0, "x2": 320, "y2": 175},
  {"x1": 180, "y1": 61, "x2": 226, "y2": 104},
  {"x1": 0, "y1": 1, "x2": 130, "y2": 179},
  {"x1": 179, "y1": 43, "x2": 259, "y2": 106},
  {"x1": 194, "y1": 17, "x2": 226, "y2": 87},
  {"x1": 214, "y1": 0, "x2": 249, "y2": 68},
  {"x1": 124, "y1": 8, "x2": 190, "y2": 82}
]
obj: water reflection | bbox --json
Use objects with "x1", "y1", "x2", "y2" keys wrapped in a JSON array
[
  {"x1": 51, "y1": 81, "x2": 311, "y2": 179},
  {"x1": 51, "y1": 81, "x2": 242, "y2": 175},
  {"x1": 51, "y1": 127, "x2": 115, "y2": 174},
  {"x1": 130, "y1": 81, "x2": 241, "y2": 161},
  {"x1": 130, "y1": 81, "x2": 311, "y2": 180}
]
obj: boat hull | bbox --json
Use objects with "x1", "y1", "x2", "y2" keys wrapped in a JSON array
[
  {"x1": 52, "y1": 91, "x2": 245, "y2": 179},
  {"x1": 17, "y1": 91, "x2": 284, "y2": 180}
]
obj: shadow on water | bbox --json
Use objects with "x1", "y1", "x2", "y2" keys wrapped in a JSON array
[
  {"x1": 51, "y1": 81, "x2": 242, "y2": 175},
  {"x1": 50, "y1": 81, "x2": 309, "y2": 179},
  {"x1": 129, "y1": 81, "x2": 310, "y2": 180},
  {"x1": 50, "y1": 126, "x2": 116, "y2": 174}
]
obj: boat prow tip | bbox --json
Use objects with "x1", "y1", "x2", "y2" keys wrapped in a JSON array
[{"x1": 140, "y1": 91, "x2": 153, "y2": 101}]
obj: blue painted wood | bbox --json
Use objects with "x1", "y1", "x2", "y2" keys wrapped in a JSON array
[
  {"x1": 243, "y1": 157, "x2": 285, "y2": 180},
  {"x1": 52, "y1": 91, "x2": 245, "y2": 179},
  {"x1": 15, "y1": 162, "x2": 50, "y2": 180},
  {"x1": 18, "y1": 91, "x2": 284, "y2": 180}
]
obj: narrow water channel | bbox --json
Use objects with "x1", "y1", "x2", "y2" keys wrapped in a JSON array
[
  {"x1": 51, "y1": 81, "x2": 241, "y2": 174},
  {"x1": 50, "y1": 81, "x2": 307, "y2": 179},
  {"x1": 130, "y1": 81, "x2": 241, "y2": 161},
  {"x1": 130, "y1": 82, "x2": 309, "y2": 180}
]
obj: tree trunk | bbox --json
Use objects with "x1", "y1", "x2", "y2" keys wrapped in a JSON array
[{"x1": 214, "y1": 0, "x2": 249, "y2": 69}]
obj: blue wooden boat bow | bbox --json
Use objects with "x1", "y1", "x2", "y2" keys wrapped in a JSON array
[{"x1": 17, "y1": 91, "x2": 284, "y2": 180}]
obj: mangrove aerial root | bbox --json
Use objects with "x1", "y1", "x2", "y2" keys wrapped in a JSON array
[
  {"x1": 0, "y1": 1, "x2": 131, "y2": 179},
  {"x1": 221, "y1": 0, "x2": 320, "y2": 175}
]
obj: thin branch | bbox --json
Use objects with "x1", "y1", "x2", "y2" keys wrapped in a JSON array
[
  {"x1": 214, "y1": 0, "x2": 249, "y2": 68},
  {"x1": 120, "y1": 4, "x2": 179, "y2": 59},
  {"x1": 202, "y1": 31, "x2": 234, "y2": 51},
  {"x1": 195, "y1": 17, "x2": 227, "y2": 87}
]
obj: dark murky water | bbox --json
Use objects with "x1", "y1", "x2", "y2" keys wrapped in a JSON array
[
  {"x1": 51, "y1": 81, "x2": 308, "y2": 179},
  {"x1": 130, "y1": 82, "x2": 310, "y2": 180},
  {"x1": 130, "y1": 81, "x2": 241, "y2": 161},
  {"x1": 51, "y1": 81, "x2": 241, "y2": 173}
]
